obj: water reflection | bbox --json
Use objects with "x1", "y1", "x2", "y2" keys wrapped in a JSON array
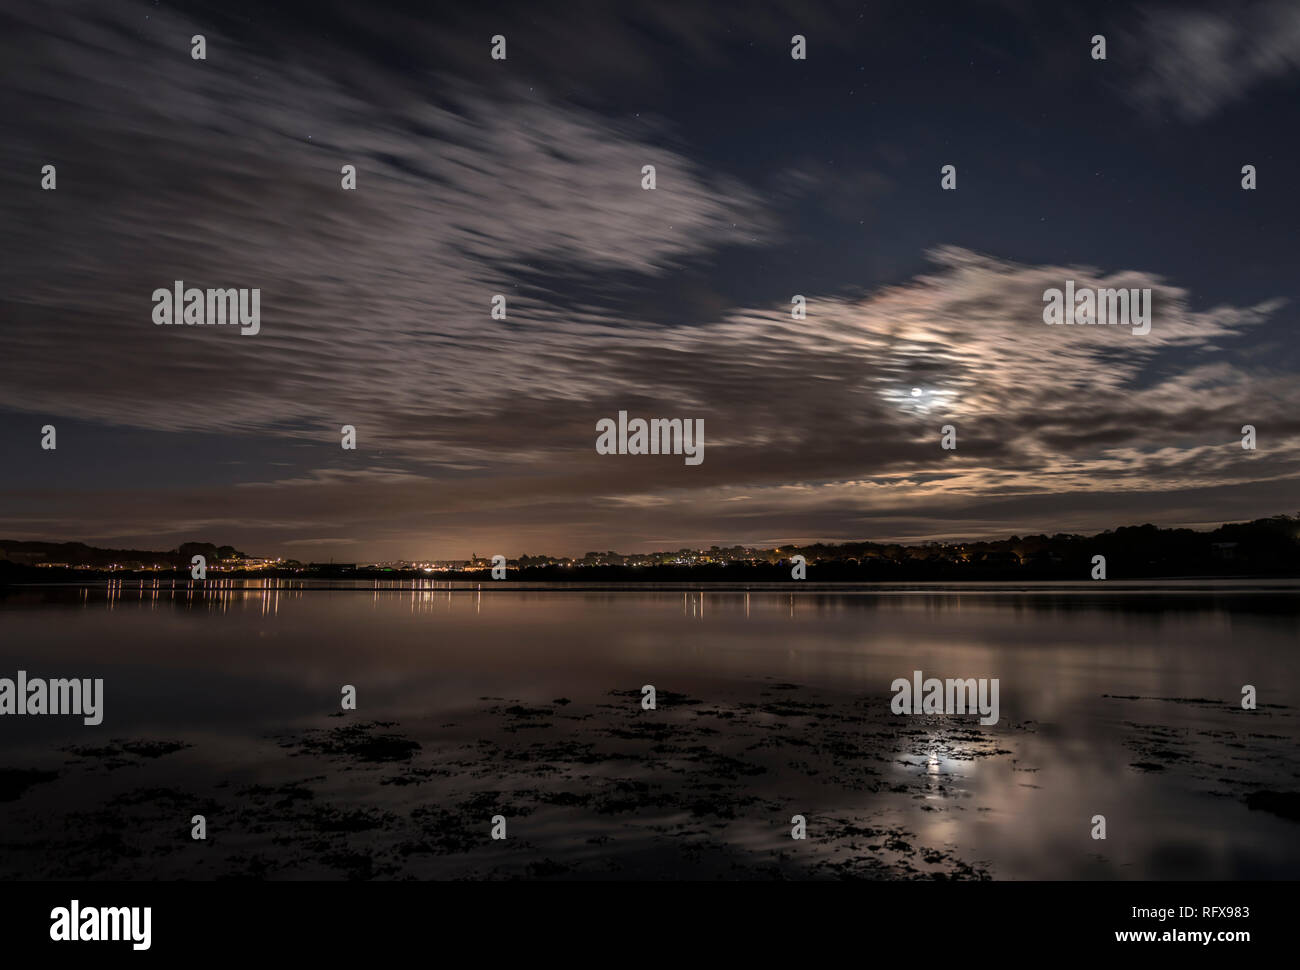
[{"x1": 0, "y1": 581, "x2": 1295, "y2": 879}]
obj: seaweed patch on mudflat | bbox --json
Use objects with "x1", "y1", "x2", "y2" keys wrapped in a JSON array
[
  {"x1": 1104, "y1": 696, "x2": 1300, "y2": 812},
  {"x1": 0, "y1": 683, "x2": 1014, "y2": 879}
]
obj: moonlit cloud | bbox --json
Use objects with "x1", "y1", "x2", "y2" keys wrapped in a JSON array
[{"x1": 1130, "y1": 0, "x2": 1300, "y2": 121}]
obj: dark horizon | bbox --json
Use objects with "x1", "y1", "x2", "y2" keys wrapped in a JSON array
[{"x1": 5, "y1": 511, "x2": 1299, "y2": 579}]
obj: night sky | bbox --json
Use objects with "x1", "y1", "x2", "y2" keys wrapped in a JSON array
[{"x1": 2, "y1": 0, "x2": 1298, "y2": 561}]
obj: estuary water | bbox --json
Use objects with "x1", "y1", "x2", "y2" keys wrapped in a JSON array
[{"x1": 1, "y1": 580, "x2": 1296, "y2": 880}]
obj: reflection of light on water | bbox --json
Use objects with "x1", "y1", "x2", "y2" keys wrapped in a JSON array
[
  {"x1": 925, "y1": 745, "x2": 952, "y2": 784},
  {"x1": 914, "y1": 740, "x2": 972, "y2": 787}
]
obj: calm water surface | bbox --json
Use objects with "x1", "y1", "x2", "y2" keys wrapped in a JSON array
[{"x1": 1, "y1": 580, "x2": 1296, "y2": 880}]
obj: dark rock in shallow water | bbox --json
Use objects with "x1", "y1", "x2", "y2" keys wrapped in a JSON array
[
  {"x1": 120, "y1": 740, "x2": 191, "y2": 758},
  {"x1": 0, "y1": 768, "x2": 58, "y2": 801},
  {"x1": 291, "y1": 722, "x2": 421, "y2": 762},
  {"x1": 502, "y1": 705, "x2": 552, "y2": 718},
  {"x1": 1246, "y1": 791, "x2": 1300, "y2": 821},
  {"x1": 527, "y1": 858, "x2": 571, "y2": 877},
  {"x1": 60, "y1": 739, "x2": 190, "y2": 769}
]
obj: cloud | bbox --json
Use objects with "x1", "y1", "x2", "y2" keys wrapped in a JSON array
[
  {"x1": 2, "y1": 0, "x2": 1298, "y2": 556},
  {"x1": 5, "y1": 232, "x2": 1295, "y2": 554},
  {"x1": 1129, "y1": 1, "x2": 1300, "y2": 121},
  {"x1": 0, "y1": 0, "x2": 770, "y2": 434}
]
